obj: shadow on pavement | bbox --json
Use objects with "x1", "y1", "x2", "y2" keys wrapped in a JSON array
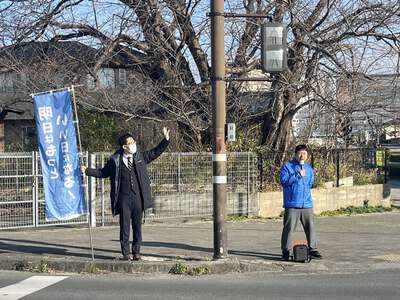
[
  {"x1": 0, "y1": 238, "x2": 206, "y2": 261},
  {"x1": 0, "y1": 238, "x2": 283, "y2": 262},
  {"x1": 141, "y1": 241, "x2": 213, "y2": 253},
  {"x1": 0, "y1": 239, "x2": 114, "y2": 259},
  {"x1": 229, "y1": 250, "x2": 282, "y2": 261},
  {"x1": 143, "y1": 241, "x2": 282, "y2": 261}
]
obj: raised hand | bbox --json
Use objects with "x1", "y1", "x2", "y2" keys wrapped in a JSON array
[{"x1": 163, "y1": 127, "x2": 170, "y2": 140}]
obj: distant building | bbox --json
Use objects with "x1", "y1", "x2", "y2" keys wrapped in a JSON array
[
  {"x1": 291, "y1": 74, "x2": 400, "y2": 146},
  {"x1": 0, "y1": 41, "x2": 167, "y2": 151},
  {"x1": 292, "y1": 94, "x2": 336, "y2": 146},
  {"x1": 338, "y1": 74, "x2": 400, "y2": 145}
]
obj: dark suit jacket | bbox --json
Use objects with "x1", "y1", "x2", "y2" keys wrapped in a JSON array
[{"x1": 85, "y1": 138, "x2": 169, "y2": 215}]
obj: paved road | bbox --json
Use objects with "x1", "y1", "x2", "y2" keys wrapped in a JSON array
[{"x1": 1, "y1": 269, "x2": 400, "y2": 300}]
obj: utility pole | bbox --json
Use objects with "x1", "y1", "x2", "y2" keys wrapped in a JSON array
[
  {"x1": 210, "y1": 0, "x2": 227, "y2": 259},
  {"x1": 209, "y1": 1, "x2": 286, "y2": 259}
]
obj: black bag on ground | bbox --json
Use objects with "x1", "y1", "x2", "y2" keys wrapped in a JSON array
[{"x1": 293, "y1": 244, "x2": 310, "y2": 262}]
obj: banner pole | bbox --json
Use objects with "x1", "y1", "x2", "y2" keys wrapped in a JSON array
[
  {"x1": 30, "y1": 84, "x2": 85, "y2": 98},
  {"x1": 70, "y1": 85, "x2": 95, "y2": 261}
]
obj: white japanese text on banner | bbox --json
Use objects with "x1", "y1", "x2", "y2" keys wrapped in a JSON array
[{"x1": 33, "y1": 90, "x2": 87, "y2": 221}]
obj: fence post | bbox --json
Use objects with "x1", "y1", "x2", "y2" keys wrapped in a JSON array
[
  {"x1": 32, "y1": 151, "x2": 38, "y2": 227},
  {"x1": 177, "y1": 153, "x2": 181, "y2": 192},
  {"x1": 336, "y1": 149, "x2": 340, "y2": 187},
  {"x1": 101, "y1": 153, "x2": 105, "y2": 226},
  {"x1": 258, "y1": 153, "x2": 263, "y2": 191},
  {"x1": 16, "y1": 157, "x2": 19, "y2": 194},
  {"x1": 247, "y1": 152, "x2": 250, "y2": 216},
  {"x1": 88, "y1": 153, "x2": 96, "y2": 228},
  {"x1": 384, "y1": 149, "x2": 388, "y2": 184}
]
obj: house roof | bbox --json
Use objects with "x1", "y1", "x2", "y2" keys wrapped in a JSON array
[
  {"x1": 0, "y1": 100, "x2": 34, "y2": 120},
  {"x1": 0, "y1": 41, "x2": 94, "y2": 70},
  {"x1": 0, "y1": 41, "x2": 146, "y2": 70},
  {"x1": 0, "y1": 41, "x2": 153, "y2": 121}
]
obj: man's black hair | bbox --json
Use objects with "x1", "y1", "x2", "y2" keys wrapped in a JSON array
[
  {"x1": 118, "y1": 133, "x2": 134, "y2": 148},
  {"x1": 295, "y1": 144, "x2": 308, "y2": 153}
]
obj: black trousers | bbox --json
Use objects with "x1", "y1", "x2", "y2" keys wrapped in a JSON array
[{"x1": 118, "y1": 194, "x2": 143, "y2": 256}]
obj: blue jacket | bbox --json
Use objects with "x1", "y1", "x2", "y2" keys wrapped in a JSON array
[{"x1": 279, "y1": 160, "x2": 314, "y2": 208}]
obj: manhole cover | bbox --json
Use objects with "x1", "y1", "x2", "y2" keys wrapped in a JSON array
[{"x1": 371, "y1": 254, "x2": 400, "y2": 262}]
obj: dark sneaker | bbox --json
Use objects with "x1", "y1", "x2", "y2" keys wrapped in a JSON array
[
  {"x1": 309, "y1": 250, "x2": 322, "y2": 259},
  {"x1": 282, "y1": 250, "x2": 290, "y2": 261}
]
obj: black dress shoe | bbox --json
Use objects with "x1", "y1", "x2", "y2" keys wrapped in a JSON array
[
  {"x1": 132, "y1": 254, "x2": 141, "y2": 261},
  {"x1": 282, "y1": 250, "x2": 290, "y2": 261},
  {"x1": 120, "y1": 255, "x2": 132, "y2": 261},
  {"x1": 309, "y1": 249, "x2": 322, "y2": 259}
]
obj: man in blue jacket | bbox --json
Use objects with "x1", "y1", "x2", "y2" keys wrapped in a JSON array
[{"x1": 279, "y1": 144, "x2": 322, "y2": 261}]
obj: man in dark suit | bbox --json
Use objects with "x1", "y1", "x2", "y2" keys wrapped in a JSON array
[{"x1": 81, "y1": 127, "x2": 170, "y2": 261}]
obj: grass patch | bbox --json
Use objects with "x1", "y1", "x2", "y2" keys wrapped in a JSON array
[
  {"x1": 169, "y1": 262, "x2": 210, "y2": 276},
  {"x1": 14, "y1": 261, "x2": 30, "y2": 272},
  {"x1": 82, "y1": 263, "x2": 104, "y2": 274},
  {"x1": 188, "y1": 265, "x2": 210, "y2": 276},
  {"x1": 15, "y1": 260, "x2": 51, "y2": 273},
  {"x1": 32, "y1": 260, "x2": 49, "y2": 273},
  {"x1": 320, "y1": 205, "x2": 395, "y2": 216},
  {"x1": 169, "y1": 262, "x2": 189, "y2": 275}
]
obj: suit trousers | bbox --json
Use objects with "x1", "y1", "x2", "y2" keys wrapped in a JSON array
[
  {"x1": 118, "y1": 194, "x2": 143, "y2": 256},
  {"x1": 281, "y1": 208, "x2": 317, "y2": 251}
]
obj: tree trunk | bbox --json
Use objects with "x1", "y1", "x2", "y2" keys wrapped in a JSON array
[
  {"x1": 261, "y1": 87, "x2": 295, "y2": 154},
  {"x1": 261, "y1": 113, "x2": 294, "y2": 151}
]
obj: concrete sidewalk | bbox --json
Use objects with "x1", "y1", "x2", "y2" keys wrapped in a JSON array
[{"x1": 0, "y1": 212, "x2": 399, "y2": 275}]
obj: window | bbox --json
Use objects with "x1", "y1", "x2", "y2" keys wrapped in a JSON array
[
  {"x1": 15, "y1": 73, "x2": 27, "y2": 91},
  {"x1": 22, "y1": 126, "x2": 37, "y2": 149},
  {"x1": 97, "y1": 68, "x2": 115, "y2": 88},
  {"x1": 0, "y1": 72, "x2": 16, "y2": 92},
  {"x1": 86, "y1": 68, "x2": 116, "y2": 90},
  {"x1": 118, "y1": 69, "x2": 127, "y2": 86}
]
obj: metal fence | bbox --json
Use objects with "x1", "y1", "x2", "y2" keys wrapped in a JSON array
[
  {"x1": 258, "y1": 147, "x2": 385, "y2": 191},
  {"x1": 0, "y1": 152, "x2": 258, "y2": 229},
  {"x1": 90, "y1": 152, "x2": 258, "y2": 225},
  {"x1": 0, "y1": 152, "x2": 88, "y2": 230},
  {"x1": 0, "y1": 148, "x2": 388, "y2": 230}
]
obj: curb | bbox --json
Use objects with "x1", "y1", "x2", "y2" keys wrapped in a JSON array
[{"x1": 0, "y1": 255, "x2": 285, "y2": 275}]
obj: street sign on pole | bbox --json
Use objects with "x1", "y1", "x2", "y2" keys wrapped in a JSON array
[
  {"x1": 227, "y1": 123, "x2": 236, "y2": 142},
  {"x1": 261, "y1": 23, "x2": 287, "y2": 73},
  {"x1": 376, "y1": 150, "x2": 384, "y2": 167}
]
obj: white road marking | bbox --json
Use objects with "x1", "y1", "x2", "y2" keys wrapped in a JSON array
[{"x1": 0, "y1": 276, "x2": 68, "y2": 300}]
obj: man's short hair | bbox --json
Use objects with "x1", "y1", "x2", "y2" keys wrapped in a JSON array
[
  {"x1": 118, "y1": 133, "x2": 134, "y2": 148},
  {"x1": 295, "y1": 144, "x2": 308, "y2": 153}
]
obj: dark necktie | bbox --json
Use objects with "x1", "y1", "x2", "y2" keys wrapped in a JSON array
[{"x1": 127, "y1": 156, "x2": 133, "y2": 171}]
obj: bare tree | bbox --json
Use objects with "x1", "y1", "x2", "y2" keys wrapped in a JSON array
[{"x1": 0, "y1": 0, "x2": 399, "y2": 151}]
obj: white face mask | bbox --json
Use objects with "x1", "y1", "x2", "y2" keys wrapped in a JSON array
[{"x1": 127, "y1": 144, "x2": 137, "y2": 154}]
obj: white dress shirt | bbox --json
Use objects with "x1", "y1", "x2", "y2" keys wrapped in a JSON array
[{"x1": 122, "y1": 153, "x2": 134, "y2": 169}]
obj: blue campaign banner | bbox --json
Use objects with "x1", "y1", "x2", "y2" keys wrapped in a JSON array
[{"x1": 33, "y1": 89, "x2": 87, "y2": 221}]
